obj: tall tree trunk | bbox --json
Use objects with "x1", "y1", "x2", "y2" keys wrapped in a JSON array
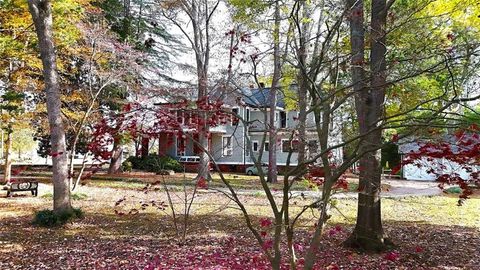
[
  {"x1": 268, "y1": 0, "x2": 281, "y2": 183},
  {"x1": 108, "y1": 139, "x2": 123, "y2": 174},
  {"x1": 197, "y1": 71, "x2": 210, "y2": 180},
  {"x1": 296, "y1": 1, "x2": 312, "y2": 169},
  {"x1": 297, "y1": 80, "x2": 308, "y2": 168},
  {"x1": 28, "y1": 0, "x2": 72, "y2": 214},
  {"x1": 141, "y1": 136, "x2": 149, "y2": 158},
  {"x1": 345, "y1": 0, "x2": 392, "y2": 251},
  {"x1": 2, "y1": 130, "x2": 13, "y2": 185}
]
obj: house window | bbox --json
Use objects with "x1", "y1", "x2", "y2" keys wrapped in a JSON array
[
  {"x1": 308, "y1": 140, "x2": 318, "y2": 153},
  {"x1": 176, "y1": 137, "x2": 185, "y2": 156},
  {"x1": 222, "y1": 136, "x2": 233, "y2": 156},
  {"x1": 280, "y1": 111, "x2": 287, "y2": 128},
  {"x1": 282, "y1": 140, "x2": 290, "y2": 152},
  {"x1": 253, "y1": 141, "x2": 259, "y2": 152},
  {"x1": 264, "y1": 142, "x2": 269, "y2": 152},
  {"x1": 282, "y1": 139, "x2": 299, "y2": 153},
  {"x1": 184, "y1": 111, "x2": 191, "y2": 125},
  {"x1": 176, "y1": 111, "x2": 184, "y2": 124},
  {"x1": 291, "y1": 140, "x2": 299, "y2": 152},
  {"x1": 246, "y1": 108, "x2": 250, "y2": 122},
  {"x1": 232, "y1": 108, "x2": 239, "y2": 126}
]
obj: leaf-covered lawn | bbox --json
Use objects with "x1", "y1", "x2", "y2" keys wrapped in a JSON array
[
  {"x1": 0, "y1": 182, "x2": 478, "y2": 269},
  {"x1": 22, "y1": 171, "x2": 370, "y2": 191}
]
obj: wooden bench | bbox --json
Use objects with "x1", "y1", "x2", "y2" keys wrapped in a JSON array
[{"x1": 3, "y1": 181, "x2": 39, "y2": 197}]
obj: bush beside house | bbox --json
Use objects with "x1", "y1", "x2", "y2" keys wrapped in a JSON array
[{"x1": 123, "y1": 155, "x2": 182, "y2": 173}]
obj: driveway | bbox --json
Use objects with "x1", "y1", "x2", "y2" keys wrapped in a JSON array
[{"x1": 205, "y1": 178, "x2": 442, "y2": 199}]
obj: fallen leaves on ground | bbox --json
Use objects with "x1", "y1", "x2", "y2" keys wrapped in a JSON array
[{"x1": 0, "y1": 212, "x2": 478, "y2": 270}]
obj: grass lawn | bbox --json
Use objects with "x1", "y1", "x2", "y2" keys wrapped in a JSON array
[
  {"x1": 0, "y1": 178, "x2": 478, "y2": 269},
  {"x1": 23, "y1": 170, "x2": 376, "y2": 192}
]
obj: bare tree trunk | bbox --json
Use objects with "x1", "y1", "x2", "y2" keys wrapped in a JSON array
[
  {"x1": 345, "y1": 0, "x2": 392, "y2": 251},
  {"x1": 296, "y1": 1, "x2": 312, "y2": 168},
  {"x1": 108, "y1": 139, "x2": 123, "y2": 174},
  {"x1": 28, "y1": 0, "x2": 72, "y2": 213},
  {"x1": 268, "y1": 0, "x2": 281, "y2": 183},
  {"x1": 197, "y1": 128, "x2": 210, "y2": 180},
  {"x1": 141, "y1": 136, "x2": 149, "y2": 158},
  {"x1": 2, "y1": 130, "x2": 12, "y2": 185},
  {"x1": 197, "y1": 70, "x2": 210, "y2": 180}
]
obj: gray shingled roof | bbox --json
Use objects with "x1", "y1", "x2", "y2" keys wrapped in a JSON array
[{"x1": 241, "y1": 87, "x2": 285, "y2": 108}]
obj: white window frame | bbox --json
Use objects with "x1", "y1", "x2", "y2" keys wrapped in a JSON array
[
  {"x1": 222, "y1": 136, "x2": 233, "y2": 156},
  {"x1": 176, "y1": 137, "x2": 185, "y2": 156},
  {"x1": 264, "y1": 141, "x2": 269, "y2": 152}
]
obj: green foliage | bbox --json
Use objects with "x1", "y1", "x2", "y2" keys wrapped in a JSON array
[
  {"x1": 381, "y1": 142, "x2": 401, "y2": 169},
  {"x1": 461, "y1": 106, "x2": 480, "y2": 128},
  {"x1": 228, "y1": 0, "x2": 269, "y2": 26},
  {"x1": 41, "y1": 192, "x2": 88, "y2": 201},
  {"x1": 72, "y1": 193, "x2": 89, "y2": 200},
  {"x1": 40, "y1": 193, "x2": 53, "y2": 199},
  {"x1": 122, "y1": 160, "x2": 133, "y2": 172},
  {"x1": 96, "y1": 0, "x2": 172, "y2": 52},
  {"x1": 124, "y1": 155, "x2": 182, "y2": 173},
  {"x1": 11, "y1": 127, "x2": 37, "y2": 160},
  {"x1": 32, "y1": 208, "x2": 84, "y2": 227},
  {"x1": 445, "y1": 186, "x2": 463, "y2": 194},
  {"x1": 280, "y1": 65, "x2": 299, "y2": 111},
  {"x1": 382, "y1": 0, "x2": 480, "y2": 137}
]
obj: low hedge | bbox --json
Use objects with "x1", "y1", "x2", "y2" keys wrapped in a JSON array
[{"x1": 123, "y1": 155, "x2": 182, "y2": 173}]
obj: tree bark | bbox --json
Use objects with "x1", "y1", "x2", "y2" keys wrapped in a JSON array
[
  {"x1": 344, "y1": 0, "x2": 392, "y2": 251},
  {"x1": 141, "y1": 136, "x2": 149, "y2": 158},
  {"x1": 2, "y1": 130, "x2": 13, "y2": 185},
  {"x1": 268, "y1": 0, "x2": 281, "y2": 183},
  {"x1": 108, "y1": 139, "x2": 123, "y2": 174},
  {"x1": 28, "y1": 0, "x2": 72, "y2": 214},
  {"x1": 295, "y1": 0, "x2": 312, "y2": 169},
  {"x1": 197, "y1": 70, "x2": 210, "y2": 181}
]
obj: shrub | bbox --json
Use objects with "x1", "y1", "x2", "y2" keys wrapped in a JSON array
[
  {"x1": 446, "y1": 186, "x2": 462, "y2": 194},
  {"x1": 122, "y1": 161, "x2": 133, "y2": 172},
  {"x1": 124, "y1": 155, "x2": 181, "y2": 173},
  {"x1": 33, "y1": 208, "x2": 84, "y2": 227}
]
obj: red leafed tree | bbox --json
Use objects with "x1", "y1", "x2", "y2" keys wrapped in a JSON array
[{"x1": 402, "y1": 129, "x2": 480, "y2": 199}]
